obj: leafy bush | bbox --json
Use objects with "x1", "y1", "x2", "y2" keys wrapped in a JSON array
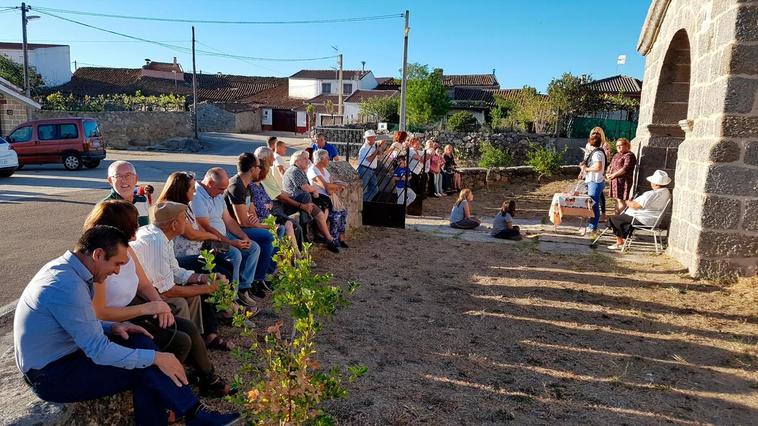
[
  {"x1": 526, "y1": 143, "x2": 568, "y2": 178},
  {"x1": 41, "y1": 90, "x2": 187, "y2": 112},
  {"x1": 447, "y1": 111, "x2": 480, "y2": 132},
  {"x1": 477, "y1": 141, "x2": 512, "y2": 168}
]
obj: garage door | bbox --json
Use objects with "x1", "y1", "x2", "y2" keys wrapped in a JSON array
[{"x1": 272, "y1": 109, "x2": 297, "y2": 132}]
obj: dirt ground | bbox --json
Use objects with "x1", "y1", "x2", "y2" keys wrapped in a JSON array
[{"x1": 62, "y1": 180, "x2": 757, "y2": 425}]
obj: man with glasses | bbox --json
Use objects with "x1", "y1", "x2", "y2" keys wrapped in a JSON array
[{"x1": 104, "y1": 160, "x2": 150, "y2": 226}]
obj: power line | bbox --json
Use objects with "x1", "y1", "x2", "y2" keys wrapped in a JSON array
[
  {"x1": 35, "y1": 9, "x2": 338, "y2": 62},
  {"x1": 31, "y1": 6, "x2": 403, "y2": 25},
  {"x1": 196, "y1": 40, "x2": 281, "y2": 74}
]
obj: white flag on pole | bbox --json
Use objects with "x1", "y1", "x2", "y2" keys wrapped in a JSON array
[{"x1": 617, "y1": 54, "x2": 627, "y2": 65}]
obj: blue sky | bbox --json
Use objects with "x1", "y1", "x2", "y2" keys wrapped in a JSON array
[{"x1": 0, "y1": 0, "x2": 650, "y2": 91}]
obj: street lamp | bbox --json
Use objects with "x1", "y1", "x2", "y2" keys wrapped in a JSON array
[{"x1": 21, "y1": 1, "x2": 41, "y2": 97}]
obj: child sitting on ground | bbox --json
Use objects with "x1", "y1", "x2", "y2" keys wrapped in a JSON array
[
  {"x1": 449, "y1": 188, "x2": 481, "y2": 229},
  {"x1": 393, "y1": 156, "x2": 416, "y2": 205},
  {"x1": 491, "y1": 200, "x2": 521, "y2": 240}
]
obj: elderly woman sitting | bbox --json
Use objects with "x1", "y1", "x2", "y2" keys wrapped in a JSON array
[
  {"x1": 281, "y1": 150, "x2": 340, "y2": 253},
  {"x1": 308, "y1": 149, "x2": 349, "y2": 248},
  {"x1": 607, "y1": 169, "x2": 671, "y2": 250}
]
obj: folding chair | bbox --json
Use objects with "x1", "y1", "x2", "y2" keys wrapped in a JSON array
[{"x1": 621, "y1": 199, "x2": 671, "y2": 254}]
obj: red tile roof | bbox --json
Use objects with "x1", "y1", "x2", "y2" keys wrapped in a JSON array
[
  {"x1": 293, "y1": 94, "x2": 341, "y2": 111},
  {"x1": 375, "y1": 77, "x2": 400, "y2": 90},
  {"x1": 143, "y1": 61, "x2": 183, "y2": 73},
  {"x1": 344, "y1": 89, "x2": 398, "y2": 103},
  {"x1": 443, "y1": 74, "x2": 499, "y2": 88},
  {"x1": 242, "y1": 82, "x2": 304, "y2": 110},
  {"x1": 48, "y1": 67, "x2": 283, "y2": 103},
  {"x1": 586, "y1": 75, "x2": 643, "y2": 94},
  {"x1": 289, "y1": 70, "x2": 370, "y2": 80}
]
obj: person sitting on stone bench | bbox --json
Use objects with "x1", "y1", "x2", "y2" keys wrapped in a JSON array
[
  {"x1": 607, "y1": 169, "x2": 671, "y2": 250},
  {"x1": 13, "y1": 225, "x2": 238, "y2": 425}
]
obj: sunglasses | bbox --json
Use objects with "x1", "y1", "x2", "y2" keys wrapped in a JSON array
[{"x1": 180, "y1": 171, "x2": 196, "y2": 179}]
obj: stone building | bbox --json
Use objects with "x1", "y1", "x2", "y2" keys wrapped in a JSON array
[
  {"x1": 0, "y1": 77, "x2": 40, "y2": 137},
  {"x1": 632, "y1": 0, "x2": 757, "y2": 280}
]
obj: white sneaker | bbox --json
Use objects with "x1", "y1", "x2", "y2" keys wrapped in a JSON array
[
  {"x1": 579, "y1": 227, "x2": 587, "y2": 236},
  {"x1": 608, "y1": 244, "x2": 621, "y2": 250}
]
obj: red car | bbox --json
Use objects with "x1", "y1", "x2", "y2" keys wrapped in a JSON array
[{"x1": 6, "y1": 117, "x2": 107, "y2": 170}]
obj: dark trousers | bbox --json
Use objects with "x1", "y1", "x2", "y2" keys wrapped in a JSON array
[
  {"x1": 176, "y1": 254, "x2": 234, "y2": 282},
  {"x1": 24, "y1": 334, "x2": 197, "y2": 426},
  {"x1": 608, "y1": 214, "x2": 634, "y2": 238},
  {"x1": 493, "y1": 226, "x2": 521, "y2": 240},
  {"x1": 131, "y1": 313, "x2": 213, "y2": 376}
]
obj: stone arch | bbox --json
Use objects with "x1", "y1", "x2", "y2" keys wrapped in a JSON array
[{"x1": 636, "y1": 28, "x2": 691, "y2": 193}]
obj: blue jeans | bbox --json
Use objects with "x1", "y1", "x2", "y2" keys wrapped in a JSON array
[
  {"x1": 225, "y1": 233, "x2": 260, "y2": 290},
  {"x1": 241, "y1": 227, "x2": 275, "y2": 281},
  {"x1": 587, "y1": 181, "x2": 605, "y2": 230},
  {"x1": 24, "y1": 334, "x2": 197, "y2": 426},
  {"x1": 358, "y1": 165, "x2": 378, "y2": 201}
]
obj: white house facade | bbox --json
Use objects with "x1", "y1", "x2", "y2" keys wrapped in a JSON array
[{"x1": 0, "y1": 43, "x2": 72, "y2": 87}]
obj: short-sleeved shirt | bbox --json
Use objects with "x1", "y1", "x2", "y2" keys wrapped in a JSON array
[
  {"x1": 103, "y1": 189, "x2": 149, "y2": 226},
  {"x1": 224, "y1": 174, "x2": 251, "y2": 222},
  {"x1": 629, "y1": 188, "x2": 670, "y2": 226},
  {"x1": 173, "y1": 208, "x2": 203, "y2": 257},
  {"x1": 358, "y1": 142, "x2": 378, "y2": 169},
  {"x1": 190, "y1": 182, "x2": 227, "y2": 235},
  {"x1": 584, "y1": 150, "x2": 606, "y2": 183},
  {"x1": 312, "y1": 142, "x2": 339, "y2": 160},
  {"x1": 261, "y1": 170, "x2": 283, "y2": 200},
  {"x1": 282, "y1": 166, "x2": 310, "y2": 198},
  {"x1": 490, "y1": 212, "x2": 513, "y2": 235},
  {"x1": 250, "y1": 182, "x2": 272, "y2": 219},
  {"x1": 306, "y1": 164, "x2": 331, "y2": 196},
  {"x1": 274, "y1": 153, "x2": 287, "y2": 170},
  {"x1": 393, "y1": 167, "x2": 410, "y2": 189}
]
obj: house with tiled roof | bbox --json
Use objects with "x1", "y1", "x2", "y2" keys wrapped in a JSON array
[
  {"x1": 585, "y1": 75, "x2": 643, "y2": 99},
  {"x1": 0, "y1": 77, "x2": 41, "y2": 137}
]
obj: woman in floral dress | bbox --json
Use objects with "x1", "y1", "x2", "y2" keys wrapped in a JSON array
[{"x1": 607, "y1": 138, "x2": 637, "y2": 214}]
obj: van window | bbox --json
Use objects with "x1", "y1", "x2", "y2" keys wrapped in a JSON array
[
  {"x1": 83, "y1": 120, "x2": 100, "y2": 137},
  {"x1": 9, "y1": 126, "x2": 32, "y2": 143},
  {"x1": 38, "y1": 124, "x2": 57, "y2": 141},
  {"x1": 60, "y1": 123, "x2": 79, "y2": 139}
]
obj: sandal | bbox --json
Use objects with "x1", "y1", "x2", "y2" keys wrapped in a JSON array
[{"x1": 205, "y1": 335, "x2": 234, "y2": 351}]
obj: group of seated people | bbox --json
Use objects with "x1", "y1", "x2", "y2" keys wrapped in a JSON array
[
  {"x1": 448, "y1": 188, "x2": 522, "y2": 240},
  {"x1": 13, "y1": 137, "x2": 352, "y2": 425}
]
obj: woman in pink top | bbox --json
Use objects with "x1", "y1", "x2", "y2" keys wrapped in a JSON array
[{"x1": 429, "y1": 146, "x2": 445, "y2": 197}]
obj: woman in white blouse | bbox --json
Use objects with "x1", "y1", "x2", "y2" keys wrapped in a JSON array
[
  {"x1": 84, "y1": 200, "x2": 232, "y2": 397},
  {"x1": 308, "y1": 149, "x2": 349, "y2": 247}
]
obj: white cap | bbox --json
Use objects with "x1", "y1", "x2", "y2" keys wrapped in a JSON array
[{"x1": 363, "y1": 129, "x2": 376, "y2": 139}]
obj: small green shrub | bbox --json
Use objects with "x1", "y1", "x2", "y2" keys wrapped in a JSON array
[
  {"x1": 447, "y1": 111, "x2": 480, "y2": 132},
  {"x1": 477, "y1": 141, "x2": 512, "y2": 168},
  {"x1": 526, "y1": 143, "x2": 567, "y2": 178}
]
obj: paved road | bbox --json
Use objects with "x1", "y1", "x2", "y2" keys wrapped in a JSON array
[{"x1": 0, "y1": 132, "x2": 311, "y2": 306}]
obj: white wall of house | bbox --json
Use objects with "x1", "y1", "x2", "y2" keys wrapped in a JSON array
[
  {"x1": 344, "y1": 102, "x2": 361, "y2": 123},
  {"x1": 358, "y1": 72, "x2": 377, "y2": 90},
  {"x1": 288, "y1": 79, "x2": 320, "y2": 99},
  {"x1": 0, "y1": 46, "x2": 72, "y2": 87}
]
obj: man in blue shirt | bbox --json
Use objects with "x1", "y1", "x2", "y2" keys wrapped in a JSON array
[
  {"x1": 14, "y1": 225, "x2": 238, "y2": 425},
  {"x1": 311, "y1": 132, "x2": 340, "y2": 161}
]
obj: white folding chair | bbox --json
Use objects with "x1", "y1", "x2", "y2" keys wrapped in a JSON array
[{"x1": 621, "y1": 199, "x2": 671, "y2": 254}]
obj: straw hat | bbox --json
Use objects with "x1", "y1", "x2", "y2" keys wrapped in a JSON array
[
  {"x1": 363, "y1": 129, "x2": 376, "y2": 139},
  {"x1": 646, "y1": 170, "x2": 672, "y2": 186}
]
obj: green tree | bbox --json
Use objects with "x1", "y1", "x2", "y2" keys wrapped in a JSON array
[
  {"x1": 447, "y1": 111, "x2": 479, "y2": 132},
  {"x1": 0, "y1": 55, "x2": 44, "y2": 93},
  {"x1": 406, "y1": 64, "x2": 450, "y2": 127},
  {"x1": 547, "y1": 73, "x2": 600, "y2": 136},
  {"x1": 359, "y1": 95, "x2": 399, "y2": 122}
]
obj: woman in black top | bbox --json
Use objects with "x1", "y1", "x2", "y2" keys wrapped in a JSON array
[{"x1": 442, "y1": 144, "x2": 462, "y2": 193}]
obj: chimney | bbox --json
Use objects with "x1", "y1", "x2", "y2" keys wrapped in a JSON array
[
  {"x1": 492, "y1": 68, "x2": 496, "y2": 75},
  {"x1": 144, "y1": 58, "x2": 151, "y2": 66},
  {"x1": 173, "y1": 57, "x2": 177, "y2": 66}
]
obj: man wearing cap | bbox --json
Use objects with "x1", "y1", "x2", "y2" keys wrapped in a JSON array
[
  {"x1": 358, "y1": 130, "x2": 380, "y2": 201},
  {"x1": 311, "y1": 132, "x2": 340, "y2": 161},
  {"x1": 607, "y1": 170, "x2": 672, "y2": 250},
  {"x1": 104, "y1": 160, "x2": 150, "y2": 226},
  {"x1": 14, "y1": 225, "x2": 238, "y2": 425},
  {"x1": 131, "y1": 201, "x2": 235, "y2": 351}
]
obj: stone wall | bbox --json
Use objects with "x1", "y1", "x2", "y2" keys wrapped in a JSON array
[
  {"x1": 0, "y1": 96, "x2": 32, "y2": 137},
  {"x1": 459, "y1": 165, "x2": 581, "y2": 191},
  {"x1": 197, "y1": 103, "x2": 261, "y2": 134},
  {"x1": 31, "y1": 110, "x2": 193, "y2": 149},
  {"x1": 326, "y1": 160, "x2": 363, "y2": 230},
  {"x1": 633, "y1": 0, "x2": 757, "y2": 280}
]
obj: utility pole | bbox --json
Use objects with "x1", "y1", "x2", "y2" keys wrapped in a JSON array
[
  {"x1": 21, "y1": 2, "x2": 30, "y2": 97},
  {"x1": 338, "y1": 53, "x2": 343, "y2": 121},
  {"x1": 191, "y1": 26, "x2": 198, "y2": 140},
  {"x1": 399, "y1": 10, "x2": 410, "y2": 131}
]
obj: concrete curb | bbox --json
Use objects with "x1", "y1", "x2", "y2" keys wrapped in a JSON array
[{"x1": 0, "y1": 299, "x2": 17, "y2": 322}]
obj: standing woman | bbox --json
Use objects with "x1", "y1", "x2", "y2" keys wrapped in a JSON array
[
  {"x1": 580, "y1": 127, "x2": 607, "y2": 235},
  {"x1": 442, "y1": 144, "x2": 462, "y2": 193},
  {"x1": 607, "y1": 138, "x2": 637, "y2": 214}
]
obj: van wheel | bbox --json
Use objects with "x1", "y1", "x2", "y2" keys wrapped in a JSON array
[
  {"x1": 83, "y1": 160, "x2": 101, "y2": 169},
  {"x1": 63, "y1": 153, "x2": 82, "y2": 170}
]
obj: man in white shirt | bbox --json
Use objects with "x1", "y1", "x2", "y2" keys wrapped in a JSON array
[
  {"x1": 273, "y1": 140, "x2": 288, "y2": 176},
  {"x1": 131, "y1": 201, "x2": 233, "y2": 350},
  {"x1": 607, "y1": 170, "x2": 672, "y2": 250},
  {"x1": 358, "y1": 130, "x2": 380, "y2": 201}
]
